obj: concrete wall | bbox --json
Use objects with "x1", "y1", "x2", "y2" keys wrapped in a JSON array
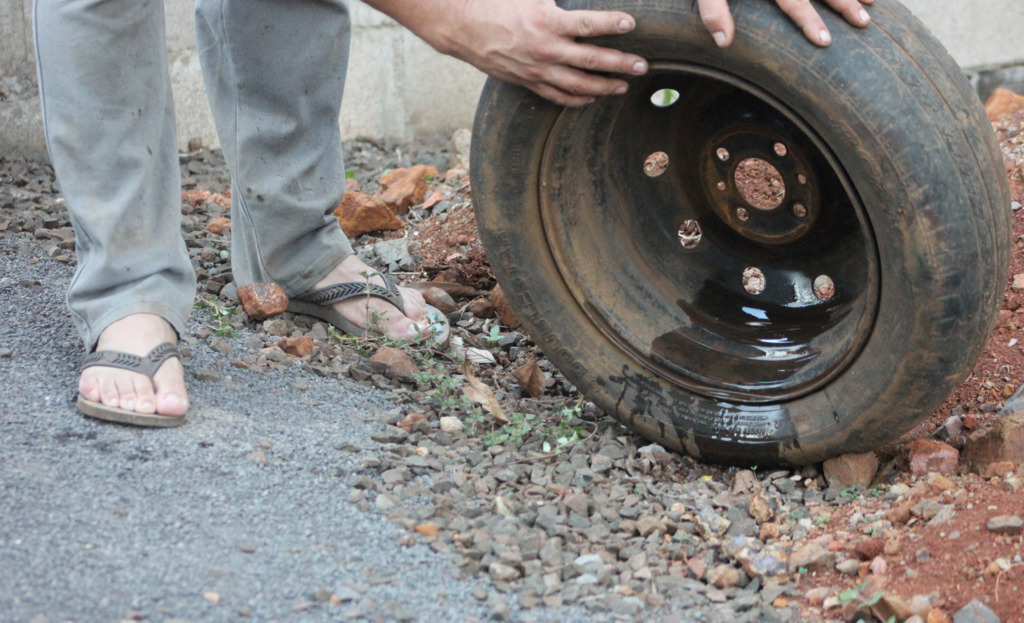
[{"x1": 2, "y1": 0, "x2": 1023, "y2": 159}]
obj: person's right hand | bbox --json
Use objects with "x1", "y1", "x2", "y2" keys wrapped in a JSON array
[
  {"x1": 697, "y1": 0, "x2": 874, "y2": 48},
  {"x1": 368, "y1": 0, "x2": 649, "y2": 107}
]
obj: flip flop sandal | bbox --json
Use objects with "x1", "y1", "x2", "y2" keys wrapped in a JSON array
[
  {"x1": 288, "y1": 277, "x2": 451, "y2": 347},
  {"x1": 76, "y1": 342, "x2": 187, "y2": 427}
]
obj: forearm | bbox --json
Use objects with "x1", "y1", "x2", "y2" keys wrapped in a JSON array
[{"x1": 360, "y1": 0, "x2": 463, "y2": 54}]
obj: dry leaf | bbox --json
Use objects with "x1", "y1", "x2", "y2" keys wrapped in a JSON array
[
  {"x1": 466, "y1": 347, "x2": 495, "y2": 365},
  {"x1": 397, "y1": 411, "x2": 428, "y2": 433},
  {"x1": 462, "y1": 362, "x2": 509, "y2": 424},
  {"x1": 512, "y1": 360, "x2": 546, "y2": 398}
]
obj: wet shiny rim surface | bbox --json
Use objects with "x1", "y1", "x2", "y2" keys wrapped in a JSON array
[{"x1": 539, "y1": 63, "x2": 880, "y2": 403}]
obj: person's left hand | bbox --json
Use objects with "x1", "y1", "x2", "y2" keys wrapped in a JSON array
[{"x1": 697, "y1": 0, "x2": 874, "y2": 48}]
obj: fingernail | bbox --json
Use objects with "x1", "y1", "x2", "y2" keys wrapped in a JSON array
[
  {"x1": 859, "y1": 9, "x2": 871, "y2": 24},
  {"x1": 614, "y1": 85, "x2": 627, "y2": 95},
  {"x1": 712, "y1": 31, "x2": 728, "y2": 48},
  {"x1": 631, "y1": 60, "x2": 647, "y2": 75},
  {"x1": 618, "y1": 18, "x2": 632, "y2": 32},
  {"x1": 819, "y1": 29, "x2": 832, "y2": 45}
]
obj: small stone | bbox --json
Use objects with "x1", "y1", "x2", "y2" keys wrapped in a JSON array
[
  {"x1": 983, "y1": 461, "x2": 1016, "y2": 478},
  {"x1": 414, "y1": 523, "x2": 439, "y2": 538},
  {"x1": 706, "y1": 564, "x2": 741, "y2": 589},
  {"x1": 237, "y1": 282, "x2": 289, "y2": 321},
  {"x1": 823, "y1": 452, "x2": 879, "y2": 489},
  {"x1": 378, "y1": 165, "x2": 438, "y2": 215},
  {"x1": 986, "y1": 515, "x2": 1023, "y2": 535},
  {"x1": 0, "y1": 348, "x2": 12, "y2": 358},
  {"x1": 420, "y1": 286, "x2": 457, "y2": 314},
  {"x1": 869, "y1": 556, "x2": 887, "y2": 576},
  {"x1": 194, "y1": 368, "x2": 220, "y2": 382},
  {"x1": 836, "y1": 559, "x2": 860, "y2": 576},
  {"x1": 209, "y1": 337, "x2": 234, "y2": 354},
  {"x1": 279, "y1": 336, "x2": 314, "y2": 357},
  {"x1": 964, "y1": 411, "x2": 1024, "y2": 474},
  {"x1": 205, "y1": 216, "x2": 232, "y2": 235},
  {"x1": 904, "y1": 439, "x2": 959, "y2": 476},
  {"x1": 788, "y1": 542, "x2": 835, "y2": 573},
  {"x1": 952, "y1": 598, "x2": 1001, "y2": 623},
  {"x1": 203, "y1": 591, "x2": 221, "y2": 605},
  {"x1": 986, "y1": 87, "x2": 1024, "y2": 120},
  {"x1": 488, "y1": 561, "x2": 521, "y2": 582},
  {"x1": 439, "y1": 416, "x2": 464, "y2": 434},
  {"x1": 370, "y1": 347, "x2": 419, "y2": 384},
  {"x1": 334, "y1": 191, "x2": 403, "y2": 237},
  {"x1": 466, "y1": 297, "x2": 496, "y2": 319}
]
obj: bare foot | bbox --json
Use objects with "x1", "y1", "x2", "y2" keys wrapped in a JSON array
[
  {"x1": 79, "y1": 313, "x2": 189, "y2": 417},
  {"x1": 315, "y1": 254, "x2": 430, "y2": 340}
]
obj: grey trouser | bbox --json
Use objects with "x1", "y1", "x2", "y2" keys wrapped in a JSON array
[{"x1": 34, "y1": 0, "x2": 354, "y2": 350}]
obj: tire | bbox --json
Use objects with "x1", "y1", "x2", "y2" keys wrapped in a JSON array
[{"x1": 470, "y1": 0, "x2": 1011, "y2": 465}]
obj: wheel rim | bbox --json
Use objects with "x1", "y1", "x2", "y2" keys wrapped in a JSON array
[{"x1": 539, "y1": 63, "x2": 880, "y2": 403}]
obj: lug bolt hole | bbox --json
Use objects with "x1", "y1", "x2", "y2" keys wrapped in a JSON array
[
  {"x1": 774, "y1": 142, "x2": 788, "y2": 157},
  {"x1": 798, "y1": 174, "x2": 807, "y2": 185},
  {"x1": 814, "y1": 275, "x2": 835, "y2": 301},
  {"x1": 717, "y1": 181, "x2": 727, "y2": 191},
  {"x1": 717, "y1": 147, "x2": 730, "y2": 161},
  {"x1": 793, "y1": 203, "x2": 808, "y2": 218},
  {"x1": 743, "y1": 267, "x2": 766, "y2": 295},
  {"x1": 678, "y1": 220, "x2": 702, "y2": 249},
  {"x1": 644, "y1": 151, "x2": 669, "y2": 177},
  {"x1": 736, "y1": 207, "x2": 750, "y2": 222}
]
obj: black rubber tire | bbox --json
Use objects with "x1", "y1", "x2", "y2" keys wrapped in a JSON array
[{"x1": 470, "y1": 0, "x2": 1011, "y2": 465}]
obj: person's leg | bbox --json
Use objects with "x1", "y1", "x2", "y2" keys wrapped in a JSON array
[
  {"x1": 35, "y1": 0, "x2": 192, "y2": 417},
  {"x1": 195, "y1": 0, "x2": 430, "y2": 340}
]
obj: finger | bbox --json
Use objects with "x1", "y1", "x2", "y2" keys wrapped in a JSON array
[
  {"x1": 696, "y1": 0, "x2": 736, "y2": 48},
  {"x1": 555, "y1": 9, "x2": 637, "y2": 39},
  {"x1": 823, "y1": 0, "x2": 872, "y2": 27},
  {"x1": 527, "y1": 81, "x2": 598, "y2": 108},
  {"x1": 775, "y1": 0, "x2": 831, "y2": 46},
  {"x1": 553, "y1": 40, "x2": 648, "y2": 77},
  {"x1": 538, "y1": 63, "x2": 632, "y2": 99}
]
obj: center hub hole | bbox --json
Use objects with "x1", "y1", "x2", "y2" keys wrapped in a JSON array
[{"x1": 734, "y1": 158, "x2": 785, "y2": 211}]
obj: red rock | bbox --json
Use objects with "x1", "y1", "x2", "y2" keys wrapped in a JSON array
[
  {"x1": 963, "y1": 411, "x2": 1024, "y2": 474},
  {"x1": 985, "y1": 87, "x2": 1024, "y2": 121},
  {"x1": 237, "y1": 282, "x2": 289, "y2": 321},
  {"x1": 414, "y1": 522, "x2": 439, "y2": 538},
  {"x1": 182, "y1": 189, "x2": 211, "y2": 208},
  {"x1": 467, "y1": 297, "x2": 496, "y2": 319},
  {"x1": 370, "y1": 346, "x2": 419, "y2": 384},
  {"x1": 1012, "y1": 273, "x2": 1024, "y2": 293},
  {"x1": 378, "y1": 165, "x2": 439, "y2": 215},
  {"x1": 278, "y1": 336, "x2": 313, "y2": 357},
  {"x1": 904, "y1": 438, "x2": 959, "y2": 476},
  {"x1": 963, "y1": 413, "x2": 979, "y2": 429},
  {"x1": 490, "y1": 284, "x2": 521, "y2": 329},
  {"x1": 513, "y1": 360, "x2": 546, "y2": 398},
  {"x1": 422, "y1": 190, "x2": 445, "y2": 211},
  {"x1": 823, "y1": 452, "x2": 879, "y2": 489},
  {"x1": 983, "y1": 461, "x2": 1016, "y2": 478},
  {"x1": 333, "y1": 191, "x2": 404, "y2": 237},
  {"x1": 420, "y1": 286, "x2": 457, "y2": 314},
  {"x1": 205, "y1": 216, "x2": 232, "y2": 235}
]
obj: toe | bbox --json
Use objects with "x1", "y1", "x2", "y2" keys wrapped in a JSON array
[{"x1": 132, "y1": 374, "x2": 157, "y2": 414}]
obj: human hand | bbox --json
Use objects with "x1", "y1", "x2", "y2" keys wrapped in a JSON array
[
  {"x1": 697, "y1": 0, "x2": 874, "y2": 48},
  {"x1": 377, "y1": 0, "x2": 649, "y2": 107}
]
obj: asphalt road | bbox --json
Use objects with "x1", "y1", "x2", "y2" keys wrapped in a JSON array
[{"x1": 0, "y1": 237, "x2": 504, "y2": 622}]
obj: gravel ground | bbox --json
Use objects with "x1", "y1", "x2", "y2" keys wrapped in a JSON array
[{"x1": 2, "y1": 140, "x2": 1018, "y2": 623}]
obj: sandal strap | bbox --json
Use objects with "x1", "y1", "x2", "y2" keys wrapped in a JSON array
[
  {"x1": 293, "y1": 276, "x2": 404, "y2": 311},
  {"x1": 80, "y1": 342, "x2": 181, "y2": 382}
]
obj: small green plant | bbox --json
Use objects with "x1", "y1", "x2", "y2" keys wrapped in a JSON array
[
  {"x1": 839, "y1": 486, "x2": 861, "y2": 501},
  {"x1": 484, "y1": 412, "x2": 536, "y2": 446},
  {"x1": 837, "y1": 581, "x2": 885, "y2": 609},
  {"x1": 195, "y1": 297, "x2": 238, "y2": 338},
  {"x1": 483, "y1": 324, "x2": 502, "y2": 347},
  {"x1": 814, "y1": 516, "x2": 829, "y2": 526}
]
